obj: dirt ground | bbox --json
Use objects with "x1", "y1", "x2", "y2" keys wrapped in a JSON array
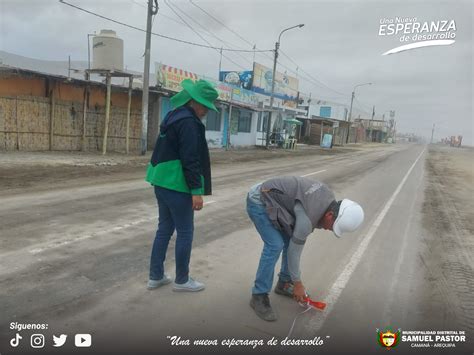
[
  {"x1": 2, "y1": 142, "x2": 472, "y2": 353},
  {"x1": 420, "y1": 145, "x2": 474, "y2": 331},
  {"x1": 0, "y1": 143, "x2": 371, "y2": 196}
]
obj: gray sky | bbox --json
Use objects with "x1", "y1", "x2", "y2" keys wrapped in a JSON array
[{"x1": 1, "y1": 0, "x2": 472, "y2": 144}]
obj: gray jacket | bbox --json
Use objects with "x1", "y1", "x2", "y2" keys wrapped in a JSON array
[{"x1": 260, "y1": 176, "x2": 335, "y2": 238}]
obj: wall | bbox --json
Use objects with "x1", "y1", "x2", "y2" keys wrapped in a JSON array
[
  {"x1": 356, "y1": 126, "x2": 367, "y2": 142},
  {"x1": 147, "y1": 93, "x2": 162, "y2": 150},
  {"x1": 206, "y1": 130, "x2": 223, "y2": 148},
  {"x1": 228, "y1": 109, "x2": 258, "y2": 147},
  {"x1": 333, "y1": 126, "x2": 348, "y2": 146},
  {"x1": 154, "y1": 96, "x2": 228, "y2": 149},
  {"x1": 309, "y1": 121, "x2": 333, "y2": 146},
  {"x1": 0, "y1": 96, "x2": 50, "y2": 150},
  {"x1": 309, "y1": 103, "x2": 348, "y2": 121},
  {"x1": 132, "y1": 84, "x2": 265, "y2": 149},
  {"x1": 0, "y1": 71, "x2": 142, "y2": 152},
  {"x1": 0, "y1": 76, "x2": 46, "y2": 97}
]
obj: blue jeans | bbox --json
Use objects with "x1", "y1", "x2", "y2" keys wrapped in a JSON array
[
  {"x1": 246, "y1": 196, "x2": 291, "y2": 294},
  {"x1": 149, "y1": 186, "x2": 194, "y2": 284}
]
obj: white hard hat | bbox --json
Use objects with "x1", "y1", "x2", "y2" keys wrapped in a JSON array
[{"x1": 333, "y1": 199, "x2": 364, "y2": 238}]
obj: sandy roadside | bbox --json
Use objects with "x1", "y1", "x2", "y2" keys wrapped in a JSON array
[
  {"x1": 419, "y1": 145, "x2": 474, "y2": 332},
  {"x1": 0, "y1": 143, "x2": 378, "y2": 196}
]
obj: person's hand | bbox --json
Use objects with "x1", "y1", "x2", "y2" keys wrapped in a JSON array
[
  {"x1": 293, "y1": 281, "x2": 306, "y2": 303},
  {"x1": 192, "y1": 195, "x2": 204, "y2": 211}
]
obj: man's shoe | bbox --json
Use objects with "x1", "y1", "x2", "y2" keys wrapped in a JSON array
[
  {"x1": 274, "y1": 280, "x2": 294, "y2": 298},
  {"x1": 250, "y1": 294, "x2": 278, "y2": 321},
  {"x1": 147, "y1": 274, "x2": 172, "y2": 290},
  {"x1": 172, "y1": 277, "x2": 205, "y2": 292}
]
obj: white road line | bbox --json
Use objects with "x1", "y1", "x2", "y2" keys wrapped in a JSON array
[
  {"x1": 347, "y1": 161, "x2": 359, "y2": 166},
  {"x1": 28, "y1": 200, "x2": 220, "y2": 255},
  {"x1": 22, "y1": 149, "x2": 395, "y2": 256},
  {"x1": 305, "y1": 147, "x2": 426, "y2": 334},
  {"x1": 382, "y1": 168, "x2": 424, "y2": 325},
  {"x1": 28, "y1": 216, "x2": 155, "y2": 254},
  {"x1": 300, "y1": 170, "x2": 327, "y2": 177}
]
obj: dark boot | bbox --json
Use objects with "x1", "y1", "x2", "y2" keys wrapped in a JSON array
[
  {"x1": 250, "y1": 293, "x2": 278, "y2": 321},
  {"x1": 274, "y1": 280, "x2": 294, "y2": 298}
]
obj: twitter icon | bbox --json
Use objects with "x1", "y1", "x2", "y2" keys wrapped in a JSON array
[{"x1": 53, "y1": 334, "x2": 67, "y2": 347}]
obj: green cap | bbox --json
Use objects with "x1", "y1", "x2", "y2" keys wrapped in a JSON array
[{"x1": 170, "y1": 79, "x2": 219, "y2": 112}]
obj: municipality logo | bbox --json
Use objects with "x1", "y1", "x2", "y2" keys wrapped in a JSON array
[
  {"x1": 378, "y1": 17, "x2": 456, "y2": 55},
  {"x1": 377, "y1": 328, "x2": 401, "y2": 349}
]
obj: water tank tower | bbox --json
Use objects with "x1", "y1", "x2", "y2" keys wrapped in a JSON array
[{"x1": 92, "y1": 30, "x2": 124, "y2": 71}]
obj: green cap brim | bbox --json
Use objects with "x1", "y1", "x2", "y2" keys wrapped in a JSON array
[
  {"x1": 170, "y1": 90, "x2": 191, "y2": 109},
  {"x1": 205, "y1": 102, "x2": 219, "y2": 112},
  {"x1": 182, "y1": 80, "x2": 219, "y2": 112}
]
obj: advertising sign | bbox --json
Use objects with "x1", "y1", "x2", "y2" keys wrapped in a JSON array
[
  {"x1": 230, "y1": 87, "x2": 259, "y2": 108},
  {"x1": 156, "y1": 63, "x2": 257, "y2": 106},
  {"x1": 156, "y1": 63, "x2": 199, "y2": 93},
  {"x1": 219, "y1": 70, "x2": 253, "y2": 90},
  {"x1": 251, "y1": 62, "x2": 299, "y2": 106}
]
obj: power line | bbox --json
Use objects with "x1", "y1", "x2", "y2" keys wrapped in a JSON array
[
  {"x1": 354, "y1": 97, "x2": 373, "y2": 112},
  {"x1": 164, "y1": 0, "x2": 215, "y2": 47},
  {"x1": 299, "y1": 91, "x2": 349, "y2": 106},
  {"x1": 279, "y1": 50, "x2": 346, "y2": 97},
  {"x1": 189, "y1": 0, "x2": 255, "y2": 48},
  {"x1": 158, "y1": 12, "x2": 186, "y2": 26},
  {"x1": 72, "y1": 0, "x2": 366, "y2": 107},
  {"x1": 189, "y1": 1, "x2": 346, "y2": 96},
  {"x1": 191, "y1": 0, "x2": 302, "y2": 74},
  {"x1": 189, "y1": 0, "x2": 276, "y2": 68},
  {"x1": 188, "y1": 0, "x2": 350, "y2": 101},
  {"x1": 272, "y1": 60, "x2": 347, "y2": 103},
  {"x1": 128, "y1": 0, "x2": 190, "y2": 27},
  {"x1": 179, "y1": 3, "x2": 254, "y2": 68},
  {"x1": 163, "y1": 0, "x2": 246, "y2": 70},
  {"x1": 172, "y1": 2, "x2": 247, "y2": 51},
  {"x1": 165, "y1": 0, "x2": 252, "y2": 69},
  {"x1": 130, "y1": 0, "x2": 192, "y2": 27},
  {"x1": 129, "y1": 0, "x2": 146, "y2": 9},
  {"x1": 59, "y1": 0, "x2": 272, "y2": 53},
  {"x1": 189, "y1": 0, "x2": 302, "y2": 78},
  {"x1": 352, "y1": 99, "x2": 372, "y2": 116}
]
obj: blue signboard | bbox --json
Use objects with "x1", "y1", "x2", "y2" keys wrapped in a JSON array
[{"x1": 219, "y1": 71, "x2": 253, "y2": 90}]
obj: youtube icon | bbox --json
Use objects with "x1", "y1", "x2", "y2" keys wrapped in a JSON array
[{"x1": 75, "y1": 334, "x2": 92, "y2": 347}]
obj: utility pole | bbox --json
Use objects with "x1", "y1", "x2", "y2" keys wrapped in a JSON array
[
  {"x1": 68, "y1": 55, "x2": 71, "y2": 79},
  {"x1": 307, "y1": 92, "x2": 312, "y2": 118},
  {"x1": 369, "y1": 105, "x2": 375, "y2": 142},
  {"x1": 140, "y1": 0, "x2": 158, "y2": 155},
  {"x1": 265, "y1": 41, "x2": 279, "y2": 149},
  {"x1": 346, "y1": 82, "x2": 372, "y2": 144},
  {"x1": 218, "y1": 47, "x2": 223, "y2": 78},
  {"x1": 265, "y1": 24, "x2": 304, "y2": 149},
  {"x1": 102, "y1": 73, "x2": 112, "y2": 155},
  {"x1": 430, "y1": 123, "x2": 435, "y2": 144},
  {"x1": 226, "y1": 89, "x2": 234, "y2": 150},
  {"x1": 348, "y1": 91, "x2": 355, "y2": 122},
  {"x1": 345, "y1": 90, "x2": 355, "y2": 145}
]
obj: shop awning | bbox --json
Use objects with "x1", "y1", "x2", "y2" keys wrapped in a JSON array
[{"x1": 283, "y1": 118, "x2": 303, "y2": 126}]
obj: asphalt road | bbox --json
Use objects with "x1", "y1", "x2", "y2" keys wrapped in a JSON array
[{"x1": 1, "y1": 143, "x2": 472, "y2": 355}]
